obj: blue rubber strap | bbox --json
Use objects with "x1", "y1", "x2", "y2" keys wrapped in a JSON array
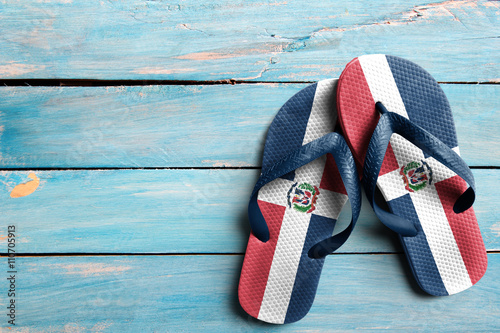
[
  {"x1": 249, "y1": 132, "x2": 361, "y2": 259},
  {"x1": 363, "y1": 102, "x2": 476, "y2": 237}
]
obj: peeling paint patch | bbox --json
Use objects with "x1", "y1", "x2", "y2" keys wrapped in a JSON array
[
  {"x1": 90, "y1": 321, "x2": 113, "y2": 333},
  {"x1": 175, "y1": 47, "x2": 272, "y2": 61},
  {"x1": 60, "y1": 323, "x2": 86, "y2": 333},
  {"x1": 176, "y1": 52, "x2": 240, "y2": 61},
  {"x1": 483, "y1": 1, "x2": 500, "y2": 8},
  {"x1": 10, "y1": 173, "x2": 40, "y2": 198},
  {"x1": 269, "y1": 1, "x2": 288, "y2": 6},
  {"x1": 0, "y1": 62, "x2": 45, "y2": 77},
  {"x1": 491, "y1": 222, "x2": 500, "y2": 237},
  {"x1": 59, "y1": 263, "x2": 132, "y2": 277}
]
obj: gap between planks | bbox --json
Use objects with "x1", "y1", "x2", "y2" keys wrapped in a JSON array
[
  {"x1": 1, "y1": 79, "x2": 499, "y2": 87},
  {"x1": 1, "y1": 166, "x2": 498, "y2": 171},
  {"x1": 1, "y1": 251, "x2": 499, "y2": 257}
]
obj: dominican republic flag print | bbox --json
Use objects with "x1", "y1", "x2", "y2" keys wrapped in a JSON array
[
  {"x1": 239, "y1": 79, "x2": 349, "y2": 324},
  {"x1": 337, "y1": 54, "x2": 487, "y2": 296}
]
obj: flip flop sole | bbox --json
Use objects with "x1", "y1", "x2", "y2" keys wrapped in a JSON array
[
  {"x1": 337, "y1": 54, "x2": 487, "y2": 295},
  {"x1": 239, "y1": 79, "x2": 348, "y2": 323}
]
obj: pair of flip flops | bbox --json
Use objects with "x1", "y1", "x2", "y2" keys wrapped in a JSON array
[{"x1": 238, "y1": 55, "x2": 488, "y2": 324}]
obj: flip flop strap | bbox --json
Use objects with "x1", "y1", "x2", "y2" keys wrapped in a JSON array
[
  {"x1": 249, "y1": 132, "x2": 361, "y2": 258},
  {"x1": 363, "y1": 102, "x2": 476, "y2": 237}
]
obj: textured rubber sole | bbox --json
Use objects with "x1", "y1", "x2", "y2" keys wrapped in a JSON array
[
  {"x1": 337, "y1": 54, "x2": 487, "y2": 296},
  {"x1": 239, "y1": 79, "x2": 348, "y2": 323}
]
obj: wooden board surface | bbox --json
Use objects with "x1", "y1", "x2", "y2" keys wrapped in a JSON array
[
  {"x1": 3, "y1": 254, "x2": 499, "y2": 332},
  {"x1": 0, "y1": 0, "x2": 498, "y2": 82},
  {"x1": 0, "y1": 0, "x2": 499, "y2": 331},
  {"x1": 1, "y1": 169, "x2": 498, "y2": 254},
  {"x1": 0, "y1": 84, "x2": 498, "y2": 168}
]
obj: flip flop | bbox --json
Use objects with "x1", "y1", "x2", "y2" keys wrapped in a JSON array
[
  {"x1": 336, "y1": 54, "x2": 487, "y2": 296},
  {"x1": 239, "y1": 79, "x2": 361, "y2": 324}
]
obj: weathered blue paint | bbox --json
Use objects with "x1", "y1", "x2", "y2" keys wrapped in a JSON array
[
  {"x1": 0, "y1": 1, "x2": 498, "y2": 81},
  {"x1": 3, "y1": 254, "x2": 499, "y2": 331},
  {"x1": 0, "y1": 169, "x2": 497, "y2": 254},
  {"x1": 0, "y1": 84, "x2": 497, "y2": 168},
  {"x1": 0, "y1": 0, "x2": 498, "y2": 330}
]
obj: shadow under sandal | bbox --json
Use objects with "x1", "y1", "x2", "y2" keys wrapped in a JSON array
[
  {"x1": 336, "y1": 54, "x2": 488, "y2": 296},
  {"x1": 238, "y1": 79, "x2": 361, "y2": 324}
]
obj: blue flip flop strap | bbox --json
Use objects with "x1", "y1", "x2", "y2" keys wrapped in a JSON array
[
  {"x1": 363, "y1": 102, "x2": 476, "y2": 237},
  {"x1": 249, "y1": 132, "x2": 361, "y2": 258}
]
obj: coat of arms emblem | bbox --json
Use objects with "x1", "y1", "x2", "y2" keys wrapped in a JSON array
[
  {"x1": 400, "y1": 160, "x2": 433, "y2": 192},
  {"x1": 287, "y1": 182, "x2": 320, "y2": 213}
]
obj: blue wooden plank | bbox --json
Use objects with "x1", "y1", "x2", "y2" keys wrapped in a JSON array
[
  {"x1": 0, "y1": 0, "x2": 498, "y2": 81},
  {"x1": 0, "y1": 84, "x2": 497, "y2": 168},
  {"x1": 0, "y1": 169, "x2": 497, "y2": 254},
  {"x1": 3, "y1": 253, "x2": 499, "y2": 331}
]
